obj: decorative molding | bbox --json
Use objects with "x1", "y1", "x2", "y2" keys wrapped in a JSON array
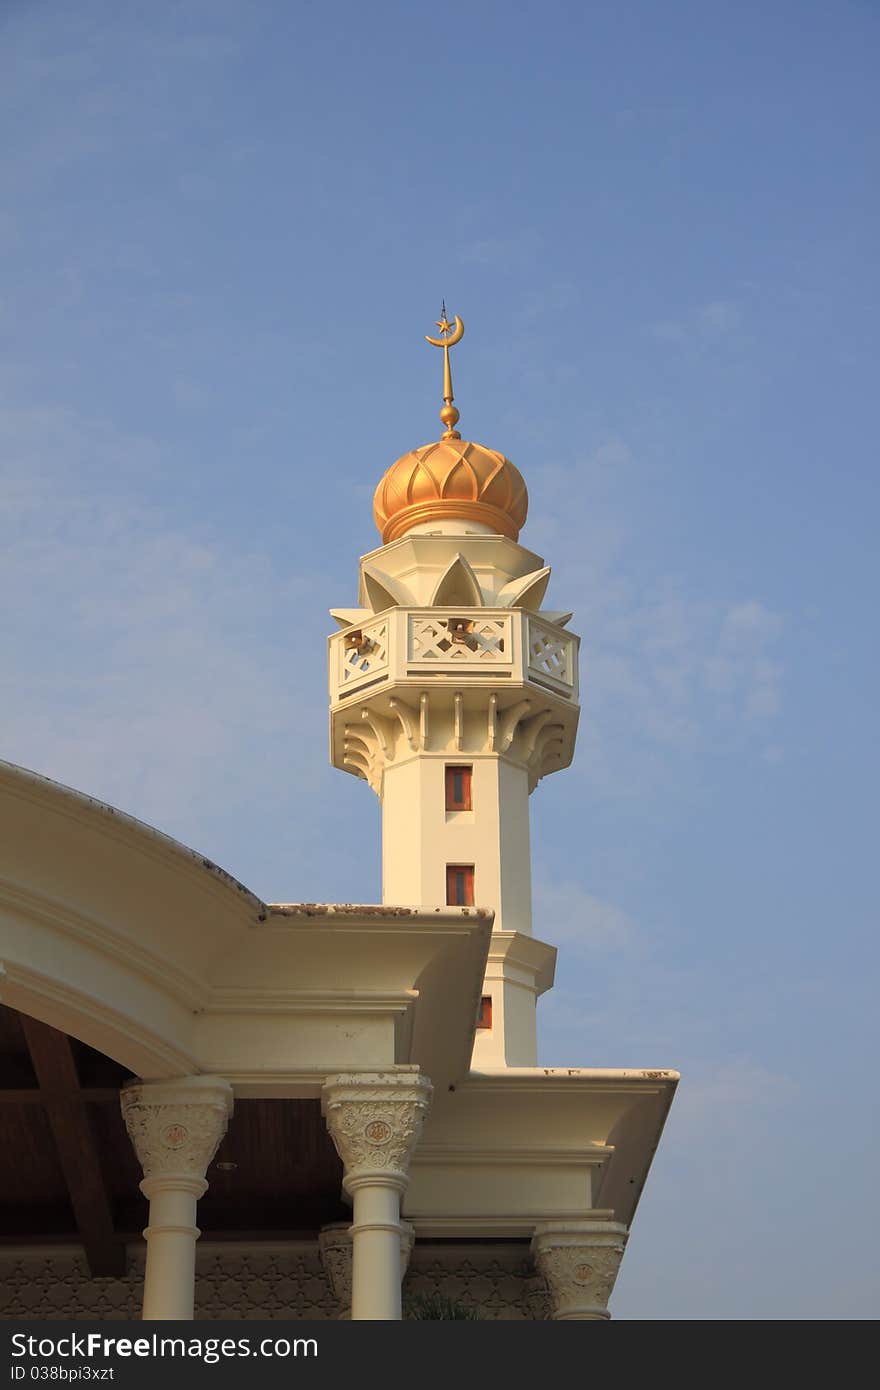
[
  {"x1": 203, "y1": 987, "x2": 415, "y2": 1016},
  {"x1": 342, "y1": 726, "x2": 381, "y2": 792},
  {"x1": 322, "y1": 1072, "x2": 432, "y2": 1191},
  {"x1": 497, "y1": 567, "x2": 551, "y2": 611},
  {"x1": 0, "y1": 877, "x2": 209, "y2": 1011},
  {"x1": 388, "y1": 698, "x2": 419, "y2": 751},
  {"x1": 334, "y1": 687, "x2": 577, "y2": 794},
  {"x1": 0, "y1": 1249, "x2": 146, "y2": 1321},
  {"x1": 498, "y1": 698, "x2": 533, "y2": 753},
  {"x1": 196, "y1": 1246, "x2": 340, "y2": 1320},
  {"x1": 353, "y1": 537, "x2": 551, "y2": 616},
  {"x1": 360, "y1": 708, "x2": 396, "y2": 757},
  {"x1": 519, "y1": 709, "x2": 554, "y2": 760},
  {"x1": 329, "y1": 607, "x2": 371, "y2": 629},
  {"x1": 482, "y1": 929, "x2": 557, "y2": 996},
  {"x1": 0, "y1": 961, "x2": 197, "y2": 1079},
  {"x1": 531, "y1": 1221, "x2": 628, "y2": 1320},
  {"x1": 0, "y1": 1242, "x2": 545, "y2": 1321},
  {"x1": 405, "y1": 1244, "x2": 547, "y2": 1320},
  {"x1": 408, "y1": 1212, "x2": 614, "y2": 1240},
  {"x1": 316, "y1": 1225, "x2": 352, "y2": 1314},
  {"x1": 414, "y1": 1144, "x2": 612, "y2": 1167},
  {"x1": 401, "y1": 1222, "x2": 415, "y2": 1268},
  {"x1": 361, "y1": 565, "x2": 407, "y2": 613},
  {"x1": 461, "y1": 1069, "x2": 678, "y2": 1092},
  {"x1": 121, "y1": 1076, "x2": 233, "y2": 1185},
  {"x1": 429, "y1": 554, "x2": 484, "y2": 608}
]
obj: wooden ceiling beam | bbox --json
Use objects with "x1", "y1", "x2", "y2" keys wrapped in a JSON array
[
  {"x1": 0, "y1": 1087, "x2": 121, "y2": 1104},
  {"x1": 20, "y1": 1016, "x2": 126, "y2": 1277}
]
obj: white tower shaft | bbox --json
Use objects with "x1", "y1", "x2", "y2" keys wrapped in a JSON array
[
  {"x1": 330, "y1": 533, "x2": 578, "y2": 1068},
  {"x1": 383, "y1": 753, "x2": 532, "y2": 933}
]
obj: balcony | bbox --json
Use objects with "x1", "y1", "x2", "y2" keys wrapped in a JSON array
[{"x1": 329, "y1": 608, "x2": 579, "y2": 709}]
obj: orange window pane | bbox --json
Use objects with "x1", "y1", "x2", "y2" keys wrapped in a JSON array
[
  {"x1": 476, "y1": 995, "x2": 493, "y2": 1029},
  {"x1": 446, "y1": 865, "x2": 475, "y2": 906},
  {"x1": 445, "y1": 765, "x2": 472, "y2": 811}
]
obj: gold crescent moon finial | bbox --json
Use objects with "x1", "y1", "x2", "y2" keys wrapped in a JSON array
[{"x1": 425, "y1": 301, "x2": 464, "y2": 439}]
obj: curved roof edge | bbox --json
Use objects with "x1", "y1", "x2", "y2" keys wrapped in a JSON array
[{"x1": 0, "y1": 756, "x2": 266, "y2": 916}]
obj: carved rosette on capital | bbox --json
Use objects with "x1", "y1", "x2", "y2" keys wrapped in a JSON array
[
  {"x1": 531, "y1": 1221, "x2": 628, "y2": 1321},
  {"x1": 120, "y1": 1076, "x2": 234, "y2": 1196},
  {"x1": 318, "y1": 1220, "x2": 415, "y2": 1318},
  {"x1": 321, "y1": 1072, "x2": 433, "y2": 1194}
]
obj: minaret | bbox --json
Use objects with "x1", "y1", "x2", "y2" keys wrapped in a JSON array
[{"x1": 328, "y1": 312, "x2": 580, "y2": 1066}]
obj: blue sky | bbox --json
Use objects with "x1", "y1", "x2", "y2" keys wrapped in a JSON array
[{"x1": 1, "y1": 1, "x2": 877, "y2": 1318}]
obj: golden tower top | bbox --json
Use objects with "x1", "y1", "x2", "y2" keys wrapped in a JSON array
[{"x1": 372, "y1": 310, "x2": 529, "y2": 545}]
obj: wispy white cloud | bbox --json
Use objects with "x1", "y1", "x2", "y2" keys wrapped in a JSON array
[
  {"x1": 698, "y1": 300, "x2": 742, "y2": 336},
  {"x1": 460, "y1": 229, "x2": 543, "y2": 271},
  {"x1": 648, "y1": 299, "x2": 743, "y2": 346},
  {"x1": 528, "y1": 444, "x2": 784, "y2": 795},
  {"x1": 172, "y1": 376, "x2": 210, "y2": 409},
  {"x1": 668, "y1": 1059, "x2": 799, "y2": 1149},
  {"x1": 533, "y1": 880, "x2": 636, "y2": 953},
  {"x1": 0, "y1": 402, "x2": 328, "y2": 865},
  {"x1": 649, "y1": 319, "x2": 688, "y2": 344},
  {"x1": 705, "y1": 600, "x2": 783, "y2": 720}
]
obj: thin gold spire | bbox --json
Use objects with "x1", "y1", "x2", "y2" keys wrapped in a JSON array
[{"x1": 425, "y1": 302, "x2": 465, "y2": 439}]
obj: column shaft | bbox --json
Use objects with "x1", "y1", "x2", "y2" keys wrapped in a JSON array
[
  {"x1": 140, "y1": 1178, "x2": 205, "y2": 1320},
  {"x1": 349, "y1": 1180, "x2": 403, "y2": 1320}
]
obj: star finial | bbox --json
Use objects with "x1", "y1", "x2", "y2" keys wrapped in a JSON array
[
  {"x1": 435, "y1": 300, "x2": 453, "y2": 336},
  {"x1": 425, "y1": 304, "x2": 465, "y2": 439}
]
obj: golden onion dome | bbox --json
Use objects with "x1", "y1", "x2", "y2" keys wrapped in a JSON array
[
  {"x1": 373, "y1": 436, "x2": 528, "y2": 544},
  {"x1": 373, "y1": 309, "x2": 528, "y2": 544}
]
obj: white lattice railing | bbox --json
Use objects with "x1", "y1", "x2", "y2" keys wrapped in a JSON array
[
  {"x1": 527, "y1": 617, "x2": 576, "y2": 691},
  {"x1": 408, "y1": 614, "x2": 512, "y2": 666},
  {"x1": 337, "y1": 617, "x2": 389, "y2": 691},
  {"x1": 330, "y1": 608, "x2": 577, "y2": 705}
]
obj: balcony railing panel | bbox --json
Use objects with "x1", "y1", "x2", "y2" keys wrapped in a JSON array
[{"x1": 329, "y1": 608, "x2": 578, "y2": 706}]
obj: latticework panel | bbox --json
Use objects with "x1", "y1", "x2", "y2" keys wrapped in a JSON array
[
  {"x1": 0, "y1": 1244, "x2": 549, "y2": 1320},
  {"x1": 527, "y1": 618, "x2": 575, "y2": 690},
  {"x1": 408, "y1": 615, "x2": 511, "y2": 666},
  {"x1": 338, "y1": 619, "x2": 389, "y2": 691}
]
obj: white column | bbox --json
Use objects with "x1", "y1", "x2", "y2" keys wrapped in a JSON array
[
  {"x1": 121, "y1": 1075, "x2": 233, "y2": 1320},
  {"x1": 318, "y1": 1220, "x2": 415, "y2": 1319},
  {"x1": 531, "y1": 1220, "x2": 628, "y2": 1321},
  {"x1": 322, "y1": 1071, "x2": 431, "y2": 1321}
]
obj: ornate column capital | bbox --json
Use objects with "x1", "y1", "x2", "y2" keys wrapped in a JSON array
[
  {"x1": 321, "y1": 1071, "x2": 432, "y2": 1194},
  {"x1": 531, "y1": 1220, "x2": 628, "y2": 1320},
  {"x1": 121, "y1": 1075, "x2": 233, "y2": 1195}
]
